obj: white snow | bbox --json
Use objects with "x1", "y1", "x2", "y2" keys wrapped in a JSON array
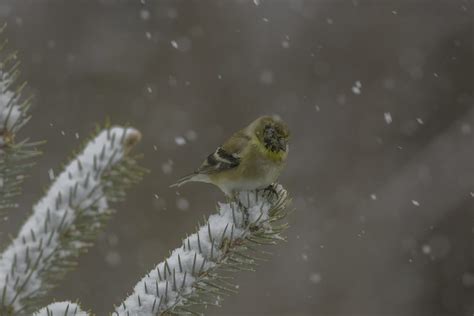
[
  {"x1": 281, "y1": 36, "x2": 290, "y2": 48},
  {"x1": 48, "y1": 168, "x2": 55, "y2": 180},
  {"x1": 176, "y1": 197, "x2": 190, "y2": 211},
  {"x1": 140, "y1": 9, "x2": 150, "y2": 20},
  {"x1": 309, "y1": 273, "x2": 322, "y2": 284},
  {"x1": 34, "y1": 302, "x2": 89, "y2": 316},
  {"x1": 161, "y1": 160, "x2": 174, "y2": 174},
  {"x1": 421, "y1": 244, "x2": 431, "y2": 255},
  {"x1": 351, "y1": 80, "x2": 362, "y2": 95},
  {"x1": 174, "y1": 136, "x2": 187, "y2": 146},
  {"x1": 115, "y1": 186, "x2": 287, "y2": 315},
  {"x1": 0, "y1": 127, "x2": 140, "y2": 313},
  {"x1": 461, "y1": 123, "x2": 471, "y2": 134},
  {"x1": 171, "y1": 37, "x2": 192, "y2": 52}
]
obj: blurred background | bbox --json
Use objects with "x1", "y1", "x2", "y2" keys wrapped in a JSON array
[{"x1": 0, "y1": 0, "x2": 473, "y2": 315}]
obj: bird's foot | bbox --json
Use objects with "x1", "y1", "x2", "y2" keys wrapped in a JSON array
[
  {"x1": 262, "y1": 183, "x2": 279, "y2": 201},
  {"x1": 227, "y1": 192, "x2": 248, "y2": 210}
]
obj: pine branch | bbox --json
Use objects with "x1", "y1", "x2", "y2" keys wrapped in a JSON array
[
  {"x1": 33, "y1": 301, "x2": 89, "y2": 316},
  {"x1": 0, "y1": 126, "x2": 146, "y2": 315},
  {"x1": 114, "y1": 185, "x2": 291, "y2": 316},
  {"x1": 0, "y1": 25, "x2": 41, "y2": 211}
]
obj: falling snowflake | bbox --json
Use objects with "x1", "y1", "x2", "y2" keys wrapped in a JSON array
[
  {"x1": 140, "y1": 9, "x2": 150, "y2": 21},
  {"x1": 161, "y1": 160, "x2": 174, "y2": 175},
  {"x1": 176, "y1": 197, "x2": 190, "y2": 211},
  {"x1": 260, "y1": 70, "x2": 274, "y2": 85},
  {"x1": 309, "y1": 273, "x2": 322, "y2": 284},
  {"x1": 185, "y1": 130, "x2": 198, "y2": 142},
  {"x1": 174, "y1": 136, "x2": 187, "y2": 146},
  {"x1": 351, "y1": 80, "x2": 362, "y2": 95},
  {"x1": 421, "y1": 244, "x2": 431, "y2": 254},
  {"x1": 281, "y1": 35, "x2": 290, "y2": 48},
  {"x1": 461, "y1": 124, "x2": 471, "y2": 134},
  {"x1": 48, "y1": 169, "x2": 55, "y2": 181},
  {"x1": 105, "y1": 251, "x2": 122, "y2": 266}
]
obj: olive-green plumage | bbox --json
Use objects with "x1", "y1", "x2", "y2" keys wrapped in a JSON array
[{"x1": 171, "y1": 115, "x2": 290, "y2": 196}]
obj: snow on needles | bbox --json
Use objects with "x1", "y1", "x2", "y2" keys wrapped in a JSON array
[
  {"x1": 115, "y1": 186, "x2": 290, "y2": 315},
  {"x1": 34, "y1": 301, "x2": 89, "y2": 316},
  {"x1": 0, "y1": 127, "x2": 141, "y2": 313}
]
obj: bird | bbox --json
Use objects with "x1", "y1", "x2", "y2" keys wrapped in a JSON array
[{"x1": 170, "y1": 115, "x2": 290, "y2": 196}]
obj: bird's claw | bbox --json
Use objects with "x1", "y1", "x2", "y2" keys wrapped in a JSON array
[{"x1": 262, "y1": 183, "x2": 279, "y2": 200}]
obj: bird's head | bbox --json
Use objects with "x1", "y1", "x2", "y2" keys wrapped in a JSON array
[{"x1": 252, "y1": 115, "x2": 290, "y2": 153}]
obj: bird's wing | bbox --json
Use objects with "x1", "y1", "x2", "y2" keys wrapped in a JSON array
[{"x1": 197, "y1": 131, "x2": 250, "y2": 175}]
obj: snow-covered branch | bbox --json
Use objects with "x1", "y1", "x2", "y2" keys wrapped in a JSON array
[
  {"x1": 34, "y1": 301, "x2": 89, "y2": 316},
  {"x1": 115, "y1": 185, "x2": 291, "y2": 316},
  {"x1": 0, "y1": 126, "x2": 145, "y2": 315},
  {"x1": 0, "y1": 29, "x2": 41, "y2": 210}
]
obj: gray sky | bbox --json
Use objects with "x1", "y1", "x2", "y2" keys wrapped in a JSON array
[{"x1": 1, "y1": 0, "x2": 473, "y2": 315}]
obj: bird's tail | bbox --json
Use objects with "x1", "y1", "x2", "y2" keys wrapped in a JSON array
[{"x1": 170, "y1": 173, "x2": 205, "y2": 188}]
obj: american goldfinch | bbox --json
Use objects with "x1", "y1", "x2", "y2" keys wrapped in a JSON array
[{"x1": 171, "y1": 115, "x2": 290, "y2": 196}]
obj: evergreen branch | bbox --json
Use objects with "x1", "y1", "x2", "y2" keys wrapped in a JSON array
[
  {"x1": 0, "y1": 126, "x2": 145, "y2": 315},
  {"x1": 33, "y1": 301, "x2": 90, "y2": 316},
  {"x1": 114, "y1": 185, "x2": 291, "y2": 316},
  {"x1": 0, "y1": 26, "x2": 41, "y2": 211}
]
